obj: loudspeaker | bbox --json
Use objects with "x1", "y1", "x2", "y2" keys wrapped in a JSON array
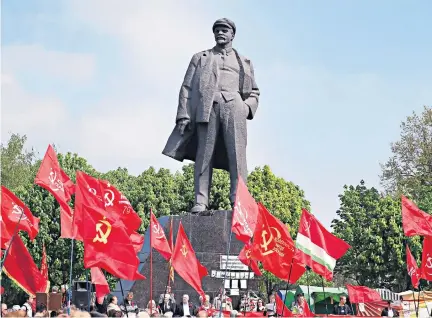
[
  {"x1": 73, "y1": 281, "x2": 95, "y2": 292},
  {"x1": 72, "y1": 291, "x2": 89, "y2": 310},
  {"x1": 72, "y1": 281, "x2": 95, "y2": 310}
]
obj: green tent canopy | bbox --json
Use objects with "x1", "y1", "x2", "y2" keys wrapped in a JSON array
[{"x1": 279, "y1": 285, "x2": 348, "y2": 314}]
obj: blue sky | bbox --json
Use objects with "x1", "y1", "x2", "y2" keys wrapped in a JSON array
[{"x1": 2, "y1": 0, "x2": 431, "y2": 228}]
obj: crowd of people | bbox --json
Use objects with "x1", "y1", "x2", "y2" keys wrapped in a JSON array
[{"x1": 0, "y1": 285, "x2": 400, "y2": 317}]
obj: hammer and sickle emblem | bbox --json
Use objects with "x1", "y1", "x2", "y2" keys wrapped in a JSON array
[
  {"x1": 93, "y1": 217, "x2": 112, "y2": 244},
  {"x1": 261, "y1": 227, "x2": 281, "y2": 256},
  {"x1": 426, "y1": 254, "x2": 432, "y2": 273},
  {"x1": 152, "y1": 223, "x2": 165, "y2": 239},
  {"x1": 181, "y1": 244, "x2": 188, "y2": 257},
  {"x1": 104, "y1": 189, "x2": 115, "y2": 207},
  {"x1": 245, "y1": 249, "x2": 251, "y2": 259},
  {"x1": 303, "y1": 220, "x2": 311, "y2": 234}
]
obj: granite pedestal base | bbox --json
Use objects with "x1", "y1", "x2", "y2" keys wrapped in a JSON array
[{"x1": 113, "y1": 210, "x2": 261, "y2": 310}]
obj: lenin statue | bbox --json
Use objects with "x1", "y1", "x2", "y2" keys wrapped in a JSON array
[{"x1": 162, "y1": 18, "x2": 260, "y2": 213}]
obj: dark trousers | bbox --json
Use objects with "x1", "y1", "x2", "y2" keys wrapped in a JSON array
[{"x1": 194, "y1": 93, "x2": 249, "y2": 207}]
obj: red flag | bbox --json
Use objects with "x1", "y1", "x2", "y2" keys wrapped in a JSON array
[
  {"x1": 171, "y1": 222, "x2": 208, "y2": 297},
  {"x1": 59, "y1": 206, "x2": 74, "y2": 239},
  {"x1": 40, "y1": 242, "x2": 49, "y2": 290},
  {"x1": 346, "y1": 284, "x2": 382, "y2": 303},
  {"x1": 81, "y1": 203, "x2": 145, "y2": 281},
  {"x1": 238, "y1": 242, "x2": 262, "y2": 276},
  {"x1": 232, "y1": 176, "x2": 259, "y2": 243},
  {"x1": 130, "y1": 231, "x2": 145, "y2": 254},
  {"x1": 91, "y1": 267, "x2": 110, "y2": 298},
  {"x1": 34, "y1": 145, "x2": 75, "y2": 239},
  {"x1": 1, "y1": 216, "x2": 12, "y2": 249},
  {"x1": 406, "y1": 245, "x2": 420, "y2": 288},
  {"x1": 1, "y1": 186, "x2": 39, "y2": 240},
  {"x1": 74, "y1": 171, "x2": 142, "y2": 239},
  {"x1": 250, "y1": 203, "x2": 305, "y2": 283},
  {"x1": 401, "y1": 195, "x2": 432, "y2": 237},
  {"x1": 150, "y1": 212, "x2": 172, "y2": 261},
  {"x1": 421, "y1": 236, "x2": 432, "y2": 281},
  {"x1": 168, "y1": 217, "x2": 175, "y2": 283},
  {"x1": 275, "y1": 294, "x2": 293, "y2": 317},
  {"x1": 295, "y1": 209, "x2": 350, "y2": 281},
  {"x1": 2, "y1": 235, "x2": 49, "y2": 296},
  {"x1": 98, "y1": 180, "x2": 142, "y2": 232}
]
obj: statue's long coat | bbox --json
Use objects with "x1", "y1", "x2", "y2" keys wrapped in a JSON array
[{"x1": 162, "y1": 48, "x2": 260, "y2": 171}]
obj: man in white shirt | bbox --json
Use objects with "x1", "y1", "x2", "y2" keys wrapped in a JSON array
[
  {"x1": 175, "y1": 294, "x2": 196, "y2": 317},
  {"x1": 22, "y1": 295, "x2": 34, "y2": 318}
]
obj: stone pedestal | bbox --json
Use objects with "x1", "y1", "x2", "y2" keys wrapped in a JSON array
[{"x1": 113, "y1": 210, "x2": 261, "y2": 310}]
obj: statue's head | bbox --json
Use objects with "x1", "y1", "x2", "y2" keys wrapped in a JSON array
[{"x1": 212, "y1": 18, "x2": 236, "y2": 46}]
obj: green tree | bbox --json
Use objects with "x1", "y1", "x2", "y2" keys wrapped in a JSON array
[
  {"x1": 1, "y1": 133, "x2": 37, "y2": 191},
  {"x1": 331, "y1": 180, "x2": 422, "y2": 292},
  {"x1": 380, "y1": 105, "x2": 432, "y2": 212}
]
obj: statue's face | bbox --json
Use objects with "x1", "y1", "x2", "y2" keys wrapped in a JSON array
[{"x1": 214, "y1": 26, "x2": 234, "y2": 45}]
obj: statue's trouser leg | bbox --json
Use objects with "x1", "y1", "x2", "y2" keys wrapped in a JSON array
[
  {"x1": 219, "y1": 94, "x2": 248, "y2": 204},
  {"x1": 194, "y1": 104, "x2": 221, "y2": 208}
]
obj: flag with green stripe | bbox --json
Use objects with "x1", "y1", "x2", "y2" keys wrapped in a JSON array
[{"x1": 294, "y1": 209, "x2": 350, "y2": 281}]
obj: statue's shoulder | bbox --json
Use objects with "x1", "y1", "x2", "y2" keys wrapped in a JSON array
[{"x1": 191, "y1": 49, "x2": 212, "y2": 62}]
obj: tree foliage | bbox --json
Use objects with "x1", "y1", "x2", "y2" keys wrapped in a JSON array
[
  {"x1": 332, "y1": 180, "x2": 422, "y2": 292},
  {"x1": 0, "y1": 134, "x2": 311, "y2": 304},
  {"x1": 380, "y1": 105, "x2": 432, "y2": 212}
]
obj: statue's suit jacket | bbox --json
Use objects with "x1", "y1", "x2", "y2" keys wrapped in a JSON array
[{"x1": 162, "y1": 48, "x2": 260, "y2": 171}]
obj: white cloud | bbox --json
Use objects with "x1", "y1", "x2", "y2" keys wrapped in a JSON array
[
  {"x1": 1, "y1": 73, "x2": 70, "y2": 149},
  {"x1": 2, "y1": 44, "x2": 95, "y2": 83}
]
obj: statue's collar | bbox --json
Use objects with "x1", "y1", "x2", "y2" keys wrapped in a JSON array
[{"x1": 213, "y1": 46, "x2": 233, "y2": 55}]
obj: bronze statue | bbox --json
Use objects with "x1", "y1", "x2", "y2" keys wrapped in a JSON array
[{"x1": 163, "y1": 18, "x2": 260, "y2": 213}]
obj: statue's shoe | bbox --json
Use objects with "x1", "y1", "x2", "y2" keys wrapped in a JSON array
[{"x1": 190, "y1": 204, "x2": 207, "y2": 214}]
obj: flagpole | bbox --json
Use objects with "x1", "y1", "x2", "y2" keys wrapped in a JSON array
[
  {"x1": 416, "y1": 285, "x2": 421, "y2": 318},
  {"x1": 0, "y1": 207, "x2": 25, "y2": 270},
  {"x1": 306, "y1": 266, "x2": 311, "y2": 308},
  {"x1": 281, "y1": 256, "x2": 294, "y2": 317},
  {"x1": 219, "y1": 230, "x2": 234, "y2": 318},
  {"x1": 68, "y1": 238, "x2": 75, "y2": 315},
  {"x1": 244, "y1": 258, "x2": 253, "y2": 316},
  {"x1": 119, "y1": 280, "x2": 129, "y2": 318},
  {"x1": 149, "y1": 208, "x2": 153, "y2": 315},
  {"x1": 321, "y1": 276, "x2": 329, "y2": 316},
  {"x1": 412, "y1": 290, "x2": 418, "y2": 317},
  {"x1": 86, "y1": 269, "x2": 90, "y2": 312},
  {"x1": 420, "y1": 284, "x2": 430, "y2": 317}
]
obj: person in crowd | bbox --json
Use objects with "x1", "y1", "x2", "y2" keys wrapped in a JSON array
[
  {"x1": 22, "y1": 295, "x2": 34, "y2": 317},
  {"x1": 2, "y1": 303, "x2": 8, "y2": 316},
  {"x1": 120, "y1": 292, "x2": 139, "y2": 317},
  {"x1": 332, "y1": 295, "x2": 352, "y2": 315},
  {"x1": 159, "y1": 294, "x2": 176, "y2": 315},
  {"x1": 256, "y1": 299, "x2": 265, "y2": 313},
  {"x1": 381, "y1": 300, "x2": 399, "y2": 317},
  {"x1": 265, "y1": 294, "x2": 276, "y2": 317},
  {"x1": 174, "y1": 294, "x2": 196, "y2": 317},
  {"x1": 106, "y1": 296, "x2": 121, "y2": 316},
  {"x1": 5, "y1": 310, "x2": 26, "y2": 317},
  {"x1": 196, "y1": 311, "x2": 208, "y2": 318},
  {"x1": 145, "y1": 300, "x2": 160, "y2": 316},
  {"x1": 158, "y1": 286, "x2": 175, "y2": 305},
  {"x1": 212, "y1": 290, "x2": 232, "y2": 312},
  {"x1": 197, "y1": 295, "x2": 212, "y2": 314},
  {"x1": 34, "y1": 304, "x2": 48, "y2": 317},
  {"x1": 291, "y1": 293, "x2": 307, "y2": 315},
  {"x1": 95, "y1": 296, "x2": 107, "y2": 315},
  {"x1": 61, "y1": 285, "x2": 69, "y2": 308}
]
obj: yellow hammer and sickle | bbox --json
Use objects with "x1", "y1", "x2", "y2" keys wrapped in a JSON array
[
  {"x1": 93, "y1": 217, "x2": 112, "y2": 244},
  {"x1": 261, "y1": 227, "x2": 281, "y2": 256},
  {"x1": 181, "y1": 244, "x2": 188, "y2": 257},
  {"x1": 245, "y1": 249, "x2": 251, "y2": 259}
]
